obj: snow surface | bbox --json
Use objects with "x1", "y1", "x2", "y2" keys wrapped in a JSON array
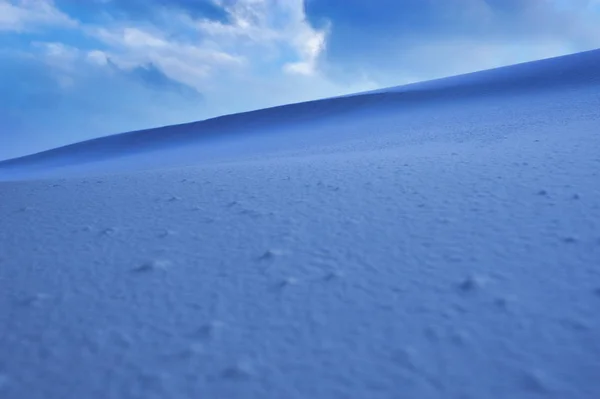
[{"x1": 1, "y1": 49, "x2": 600, "y2": 399}]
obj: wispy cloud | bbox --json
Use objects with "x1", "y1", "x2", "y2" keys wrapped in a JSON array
[{"x1": 0, "y1": 0, "x2": 77, "y2": 32}]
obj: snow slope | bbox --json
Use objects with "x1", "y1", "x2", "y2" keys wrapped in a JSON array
[{"x1": 1, "y1": 49, "x2": 599, "y2": 399}]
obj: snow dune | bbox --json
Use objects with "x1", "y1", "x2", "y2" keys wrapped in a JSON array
[
  {"x1": 1, "y1": 47, "x2": 599, "y2": 179},
  {"x1": 0, "y1": 49, "x2": 599, "y2": 399}
]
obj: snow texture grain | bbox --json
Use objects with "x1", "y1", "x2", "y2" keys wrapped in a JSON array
[{"x1": 1, "y1": 49, "x2": 600, "y2": 399}]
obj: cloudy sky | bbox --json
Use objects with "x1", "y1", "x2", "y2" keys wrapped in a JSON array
[{"x1": 1, "y1": 0, "x2": 600, "y2": 160}]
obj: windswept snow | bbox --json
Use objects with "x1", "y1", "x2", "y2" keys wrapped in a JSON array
[{"x1": 1, "y1": 49, "x2": 600, "y2": 399}]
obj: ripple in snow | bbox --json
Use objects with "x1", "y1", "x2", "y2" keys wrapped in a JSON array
[
  {"x1": 324, "y1": 271, "x2": 344, "y2": 281},
  {"x1": 494, "y1": 295, "x2": 517, "y2": 311},
  {"x1": 21, "y1": 293, "x2": 51, "y2": 307},
  {"x1": 258, "y1": 249, "x2": 284, "y2": 261},
  {"x1": 158, "y1": 229, "x2": 176, "y2": 238},
  {"x1": 100, "y1": 227, "x2": 119, "y2": 236},
  {"x1": 195, "y1": 320, "x2": 225, "y2": 339},
  {"x1": 391, "y1": 347, "x2": 420, "y2": 371},
  {"x1": 133, "y1": 259, "x2": 171, "y2": 273},
  {"x1": 222, "y1": 360, "x2": 255, "y2": 380},
  {"x1": 521, "y1": 369, "x2": 551, "y2": 393},
  {"x1": 458, "y1": 275, "x2": 488, "y2": 292},
  {"x1": 279, "y1": 277, "x2": 298, "y2": 288},
  {"x1": 0, "y1": 374, "x2": 9, "y2": 390}
]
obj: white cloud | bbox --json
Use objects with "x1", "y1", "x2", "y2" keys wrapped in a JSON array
[
  {"x1": 154, "y1": 0, "x2": 328, "y2": 76},
  {"x1": 0, "y1": 0, "x2": 77, "y2": 32},
  {"x1": 86, "y1": 49, "x2": 109, "y2": 66},
  {"x1": 32, "y1": 41, "x2": 80, "y2": 71},
  {"x1": 89, "y1": 25, "x2": 245, "y2": 89},
  {"x1": 1, "y1": 0, "x2": 347, "y2": 112},
  {"x1": 76, "y1": 0, "x2": 338, "y2": 104},
  {"x1": 283, "y1": 27, "x2": 326, "y2": 76},
  {"x1": 0, "y1": 0, "x2": 375, "y2": 142}
]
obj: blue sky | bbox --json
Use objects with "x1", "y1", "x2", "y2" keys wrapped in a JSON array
[{"x1": 1, "y1": 0, "x2": 600, "y2": 160}]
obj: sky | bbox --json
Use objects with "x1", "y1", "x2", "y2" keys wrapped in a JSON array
[{"x1": 1, "y1": 0, "x2": 600, "y2": 160}]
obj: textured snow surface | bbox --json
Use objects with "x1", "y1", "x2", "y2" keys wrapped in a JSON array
[{"x1": 1, "y1": 50, "x2": 600, "y2": 399}]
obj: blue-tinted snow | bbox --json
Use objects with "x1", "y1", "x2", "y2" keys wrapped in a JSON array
[{"x1": 0, "y1": 49, "x2": 599, "y2": 399}]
